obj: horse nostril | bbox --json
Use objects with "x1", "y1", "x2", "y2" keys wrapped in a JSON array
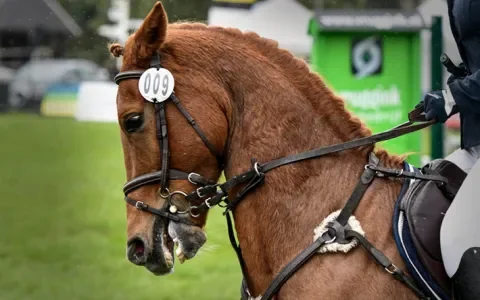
[{"x1": 127, "y1": 237, "x2": 147, "y2": 265}]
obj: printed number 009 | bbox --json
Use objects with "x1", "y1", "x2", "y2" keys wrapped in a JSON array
[
  {"x1": 138, "y1": 68, "x2": 175, "y2": 102},
  {"x1": 144, "y1": 73, "x2": 169, "y2": 97}
]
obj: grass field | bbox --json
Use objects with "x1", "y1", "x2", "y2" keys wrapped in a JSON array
[{"x1": 0, "y1": 114, "x2": 241, "y2": 300}]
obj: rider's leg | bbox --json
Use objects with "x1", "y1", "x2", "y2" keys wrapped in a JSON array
[
  {"x1": 440, "y1": 145, "x2": 480, "y2": 299},
  {"x1": 444, "y1": 145, "x2": 480, "y2": 173}
]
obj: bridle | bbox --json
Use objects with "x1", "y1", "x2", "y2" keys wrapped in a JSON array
[
  {"x1": 115, "y1": 53, "x2": 223, "y2": 224},
  {"x1": 114, "y1": 53, "x2": 444, "y2": 300}
]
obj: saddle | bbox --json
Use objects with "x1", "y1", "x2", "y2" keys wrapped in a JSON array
[{"x1": 393, "y1": 159, "x2": 467, "y2": 299}]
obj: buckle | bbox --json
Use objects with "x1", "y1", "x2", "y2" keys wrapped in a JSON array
[
  {"x1": 135, "y1": 201, "x2": 147, "y2": 210},
  {"x1": 188, "y1": 172, "x2": 201, "y2": 185},
  {"x1": 385, "y1": 264, "x2": 398, "y2": 275},
  {"x1": 196, "y1": 187, "x2": 206, "y2": 198},
  {"x1": 205, "y1": 198, "x2": 213, "y2": 209}
]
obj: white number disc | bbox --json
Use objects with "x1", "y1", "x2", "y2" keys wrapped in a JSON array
[{"x1": 138, "y1": 68, "x2": 175, "y2": 102}]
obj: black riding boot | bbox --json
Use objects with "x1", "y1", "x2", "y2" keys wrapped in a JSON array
[{"x1": 452, "y1": 247, "x2": 480, "y2": 300}]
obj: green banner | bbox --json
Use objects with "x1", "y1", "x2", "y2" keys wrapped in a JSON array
[{"x1": 308, "y1": 11, "x2": 428, "y2": 165}]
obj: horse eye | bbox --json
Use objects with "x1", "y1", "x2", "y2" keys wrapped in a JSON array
[{"x1": 124, "y1": 113, "x2": 144, "y2": 133}]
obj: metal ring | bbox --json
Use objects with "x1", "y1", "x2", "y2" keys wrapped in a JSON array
[
  {"x1": 135, "y1": 201, "x2": 145, "y2": 210},
  {"x1": 159, "y1": 188, "x2": 170, "y2": 199},
  {"x1": 396, "y1": 169, "x2": 404, "y2": 177},
  {"x1": 189, "y1": 206, "x2": 200, "y2": 218},
  {"x1": 254, "y1": 162, "x2": 261, "y2": 176},
  {"x1": 324, "y1": 236, "x2": 336, "y2": 244},
  {"x1": 170, "y1": 190, "x2": 188, "y2": 198},
  {"x1": 188, "y1": 173, "x2": 200, "y2": 185},
  {"x1": 168, "y1": 191, "x2": 189, "y2": 214}
]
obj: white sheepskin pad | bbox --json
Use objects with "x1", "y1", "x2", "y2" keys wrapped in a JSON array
[{"x1": 313, "y1": 210, "x2": 365, "y2": 254}]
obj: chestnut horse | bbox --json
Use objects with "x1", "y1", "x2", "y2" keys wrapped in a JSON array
[{"x1": 110, "y1": 2, "x2": 429, "y2": 299}]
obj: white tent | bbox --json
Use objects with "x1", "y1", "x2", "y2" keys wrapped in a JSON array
[
  {"x1": 208, "y1": 0, "x2": 313, "y2": 58},
  {"x1": 75, "y1": 82, "x2": 118, "y2": 123}
]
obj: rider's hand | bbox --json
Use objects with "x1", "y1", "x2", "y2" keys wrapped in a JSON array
[{"x1": 417, "y1": 89, "x2": 458, "y2": 123}]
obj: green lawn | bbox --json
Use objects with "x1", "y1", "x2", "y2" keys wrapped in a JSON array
[{"x1": 0, "y1": 114, "x2": 241, "y2": 300}]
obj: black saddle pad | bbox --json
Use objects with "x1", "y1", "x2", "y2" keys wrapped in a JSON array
[{"x1": 393, "y1": 159, "x2": 467, "y2": 300}]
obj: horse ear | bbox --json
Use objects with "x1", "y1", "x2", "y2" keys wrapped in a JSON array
[{"x1": 133, "y1": 1, "x2": 168, "y2": 58}]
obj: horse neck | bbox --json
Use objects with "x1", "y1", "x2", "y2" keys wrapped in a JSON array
[{"x1": 218, "y1": 37, "x2": 405, "y2": 293}]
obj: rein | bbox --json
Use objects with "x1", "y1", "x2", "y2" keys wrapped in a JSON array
[{"x1": 115, "y1": 53, "x2": 441, "y2": 300}]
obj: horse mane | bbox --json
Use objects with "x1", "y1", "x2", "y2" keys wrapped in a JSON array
[{"x1": 110, "y1": 21, "x2": 406, "y2": 168}]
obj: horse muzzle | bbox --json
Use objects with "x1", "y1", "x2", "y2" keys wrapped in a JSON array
[{"x1": 126, "y1": 216, "x2": 175, "y2": 276}]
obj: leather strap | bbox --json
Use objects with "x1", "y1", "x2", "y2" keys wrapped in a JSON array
[
  {"x1": 346, "y1": 230, "x2": 430, "y2": 299},
  {"x1": 335, "y1": 152, "x2": 378, "y2": 226},
  {"x1": 260, "y1": 119, "x2": 433, "y2": 174},
  {"x1": 170, "y1": 93, "x2": 223, "y2": 165},
  {"x1": 192, "y1": 115, "x2": 434, "y2": 213},
  {"x1": 124, "y1": 196, "x2": 194, "y2": 225},
  {"x1": 226, "y1": 210, "x2": 250, "y2": 293},
  {"x1": 123, "y1": 169, "x2": 191, "y2": 195},
  {"x1": 366, "y1": 164, "x2": 448, "y2": 184},
  {"x1": 114, "y1": 70, "x2": 145, "y2": 84},
  {"x1": 156, "y1": 102, "x2": 169, "y2": 192},
  {"x1": 260, "y1": 234, "x2": 329, "y2": 300}
]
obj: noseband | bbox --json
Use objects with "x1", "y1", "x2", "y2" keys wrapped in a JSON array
[{"x1": 115, "y1": 53, "x2": 222, "y2": 225}]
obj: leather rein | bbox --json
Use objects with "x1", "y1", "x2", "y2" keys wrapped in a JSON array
[{"x1": 114, "y1": 53, "x2": 442, "y2": 300}]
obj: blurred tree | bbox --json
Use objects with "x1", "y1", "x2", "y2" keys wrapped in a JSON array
[
  {"x1": 55, "y1": 0, "x2": 422, "y2": 66},
  {"x1": 131, "y1": 0, "x2": 210, "y2": 22},
  {"x1": 57, "y1": 0, "x2": 111, "y2": 64},
  {"x1": 56, "y1": 0, "x2": 211, "y2": 66}
]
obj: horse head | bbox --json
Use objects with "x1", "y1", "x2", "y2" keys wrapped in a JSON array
[{"x1": 111, "y1": 2, "x2": 229, "y2": 275}]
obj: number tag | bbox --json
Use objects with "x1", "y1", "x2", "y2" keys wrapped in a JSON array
[{"x1": 138, "y1": 68, "x2": 175, "y2": 102}]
